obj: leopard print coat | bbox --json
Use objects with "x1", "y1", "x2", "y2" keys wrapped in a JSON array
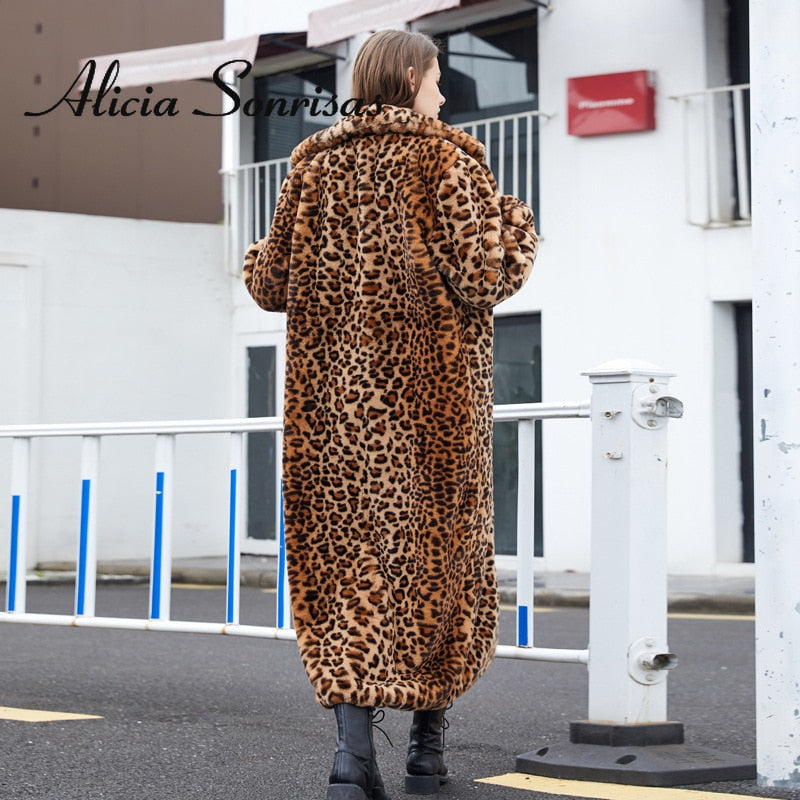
[{"x1": 244, "y1": 104, "x2": 538, "y2": 710}]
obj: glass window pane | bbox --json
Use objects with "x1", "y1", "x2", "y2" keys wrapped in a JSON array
[
  {"x1": 254, "y1": 63, "x2": 337, "y2": 162},
  {"x1": 440, "y1": 11, "x2": 538, "y2": 124},
  {"x1": 437, "y1": 11, "x2": 540, "y2": 224},
  {"x1": 247, "y1": 346, "x2": 277, "y2": 542},
  {"x1": 493, "y1": 314, "x2": 542, "y2": 556}
]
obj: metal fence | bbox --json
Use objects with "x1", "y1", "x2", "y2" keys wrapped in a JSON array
[
  {"x1": 0, "y1": 404, "x2": 587, "y2": 657},
  {"x1": 1, "y1": 361, "x2": 683, "y2": 728}
]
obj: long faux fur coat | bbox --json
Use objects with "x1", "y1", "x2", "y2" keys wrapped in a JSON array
[{"x1": 244, "y1": 104, "x2": 538, "y2": 710}]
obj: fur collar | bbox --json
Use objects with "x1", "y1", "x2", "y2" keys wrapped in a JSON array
[{"x1": 290, "y1": 104, "x2": 486, "y2": 166}]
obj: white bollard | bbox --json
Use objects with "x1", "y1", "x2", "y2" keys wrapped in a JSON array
[
  {"x1": 583, "y1": 359, "x2": 680, "y2": 724},
  {"x1": 517, "y1": 359, "x2": 756, "y2": 784}
]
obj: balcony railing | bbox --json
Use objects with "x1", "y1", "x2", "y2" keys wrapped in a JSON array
[
  {"x1": 671, "y1": 84, "x2": 751, "y2": 228},
  {"x1": 222, "y1": 109, "x2": 546, "y2": 272}
]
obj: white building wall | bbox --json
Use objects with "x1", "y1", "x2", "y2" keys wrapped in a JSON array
[
  {"x1": 0, "y1": 210, "x2": 232, "y2": 571},
  {"x1": 531, "y1": 1, "x2": 751, "y2": 573}
]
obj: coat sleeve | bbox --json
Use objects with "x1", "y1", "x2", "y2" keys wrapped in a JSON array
[
  {"x1": 429, "y1": 155, "x2": 538, "y2": 309},
  {"x1": 242, "y1": 164, "x2": 306, "y2": 313}
]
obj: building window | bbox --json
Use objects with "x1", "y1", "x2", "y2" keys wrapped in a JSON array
[
  {"x1": 438, "y1": 11, "x2": 538, "y2": 124},
  {"x1": 734, "y1": 302, "x2": 753, "y2": 562},
  {"x1": 247, "y1": 346, "x2": 278, "y2": 543},
  {"x1": 437, "y1": 11, "x2": 540, "y2": 222},
  {"x1": 253, "y1": 62, "x2": 337, "y2": 162},
  {"x1": 493, "y1": 313, "x2": 543, "y2": 557}
]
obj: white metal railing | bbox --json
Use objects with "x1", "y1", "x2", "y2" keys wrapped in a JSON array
[
  {"x1": 0, "y1": 404, "x2": 588, "y2": 659},
  {"x1": 1, "y1": 417, "x2": 288, "y2": 638},
  {"x1": 222, "y1": 109, "x2": 546, "y2": 273},
  {"x1": 1, "y1": 361, "x2": 683, "y2": 726},
  {"x1": 493, "y1": 400, "x2": 589, "y2": 664},
  {"x1": 460, "y1": 110, "x2": 543, "y2": 206},
  {"x1": 223, "y1": 155, "x2": 291, "y2": 275},
  {"x1": 671, "y1": 84, "x2": 751, "y2": 228}
]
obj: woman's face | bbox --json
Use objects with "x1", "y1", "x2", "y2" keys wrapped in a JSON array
[{"x1": 410, "y1": 60, "x2": 445, "y2": 118}]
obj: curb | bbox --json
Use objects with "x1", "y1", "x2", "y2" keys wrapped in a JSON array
[
  {"x1": 13, "y1": 568, "x2": 755, "y2": 616},
  {"x1": 667, "y1": 593, "x2": 755, "y2": 615}
]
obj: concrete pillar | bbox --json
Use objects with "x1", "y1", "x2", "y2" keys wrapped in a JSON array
[{"x1": 750, "y1": 0, "x2": 800, "y2": 787}]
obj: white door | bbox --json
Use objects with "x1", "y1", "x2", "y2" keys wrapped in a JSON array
[{"x1": 0, "y1": 256, "x2": 42, "y2": 572}]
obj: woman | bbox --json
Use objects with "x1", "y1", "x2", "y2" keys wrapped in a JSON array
[{"x1": 244, "y1": 29, "x2": 538, "y2": 800}]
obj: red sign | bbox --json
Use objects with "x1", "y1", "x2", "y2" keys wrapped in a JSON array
[{"x1": 567, "y1": 70, "x2": 655, "y2": 137}]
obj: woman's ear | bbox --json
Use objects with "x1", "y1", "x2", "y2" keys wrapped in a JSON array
[{"x1": 407, "y1": 65, "x2": 416, "y2": 92}]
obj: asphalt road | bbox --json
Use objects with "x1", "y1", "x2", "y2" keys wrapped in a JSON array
[{"x1": 1, "y1": 584, "x2": 798, "y2": 800}]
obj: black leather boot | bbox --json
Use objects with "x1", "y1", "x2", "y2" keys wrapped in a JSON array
[
  {"x1": 327, "y1": 704, "x2": 389, "y2": 800},
  {"x1": 405, "y1": 707, "x2": 449, "y2": 794}
]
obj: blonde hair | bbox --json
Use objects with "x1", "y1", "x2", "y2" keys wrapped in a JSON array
[{"x1": 351, "y1": 30, "x2": 440, "y2": 108}]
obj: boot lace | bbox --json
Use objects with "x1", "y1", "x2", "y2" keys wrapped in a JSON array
[
  {"x1": 442, "y1": 702, "x2": 452, "y2": 750},
  {"x1": 370, "y1": 708, "x2": 394, "y2": 747}
]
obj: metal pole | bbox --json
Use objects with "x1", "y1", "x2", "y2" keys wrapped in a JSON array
[
  {"x1": 6, "y1": 438, "x2": 30, "y2": 613},
  {"x1": 220, "y1": 60, "x2": 240, "y2": 274},
  {"x1": 583, "y1": 359, "x2": 679, "y2": 723},
  {"x1": 704, "y1": 93, "x2": 721, "y2": 224},
  {"x1": 750, "y1": 0, "x2": 800, "y2": 786},
  {"x1": 150, "y1": 434, "x2": 174, "y2": 621},
  {"x1": 75, "y1": 436, "x2": 100, "y2": 617},
  {"x1": 517, "y1": 364, "x2": 755, "y2": 784},
  {"x1": 226, "y1": 432, "x2": 243, "y2": 626},
  {"x1": 516, "y1": 418, "x2": 536, "y2": 648},
  {"x1": 276, "y1": 484, "x2": 292, "y2": 630}
]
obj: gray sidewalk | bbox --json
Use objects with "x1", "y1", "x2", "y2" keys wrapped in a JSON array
[{"x1": 28, "y1": 555, "x2": 756, "y2": 615}]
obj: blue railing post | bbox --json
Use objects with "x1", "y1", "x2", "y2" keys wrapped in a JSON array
[
  {"x1": 75, "y1": 436, "x2": 100, "y2": 617},
  {"x1": 276, "y1": 484, "x2": 291, "y2": 629},
  {"x1": 226, "y1": 432, "x2": 243, "y2": 625},
  {"x1": 515, "y1": 418, "x2": 536, "y2": 648},
  {"x1": 6, "y1": 438, "x2": 30, "y2": 614},
  {"x1": 150, "y1": 434, "x2": 174, "y2": 621}
]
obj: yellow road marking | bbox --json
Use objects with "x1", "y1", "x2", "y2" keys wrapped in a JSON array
[
  {"x1": 669, "y1": 612, "x2": 754, "y2": 621},
  {"x1": 476, "y1": 773, "x2": 760, "y2": 799},
  {"x1": 0, "y1": 706, "x2": 102, "y2": 722}
]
